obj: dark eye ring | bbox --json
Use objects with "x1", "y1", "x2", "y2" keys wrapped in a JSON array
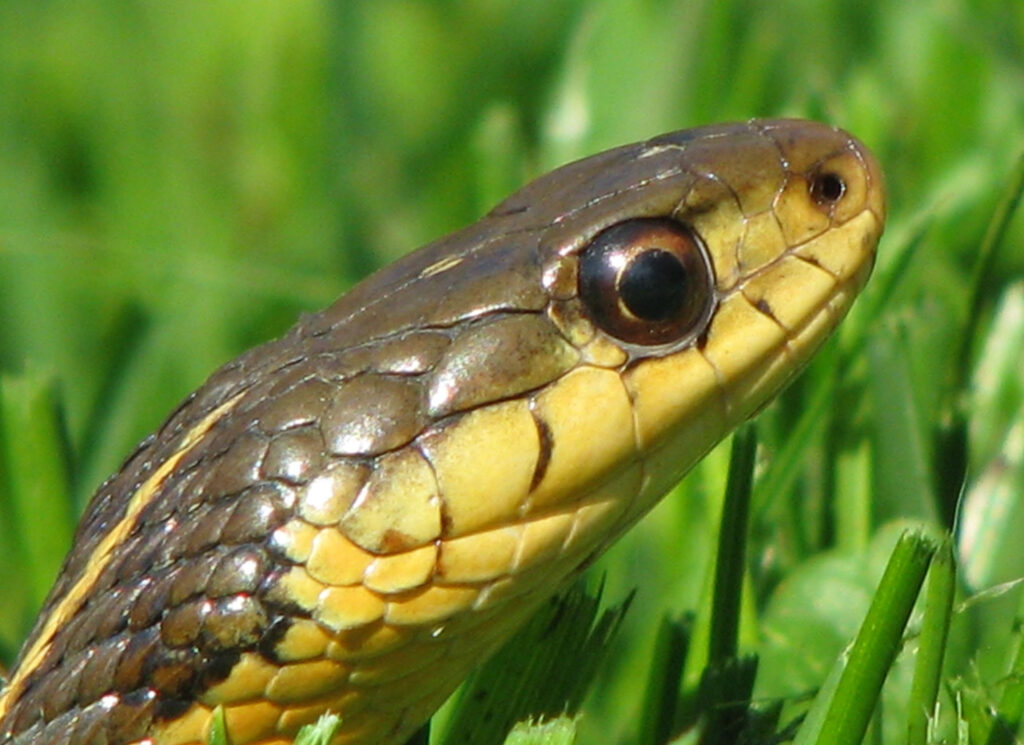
[
  {"x1": 578, "y1": 218, "x2": 716, "y2": 347},
  {"x1": 810, "y1": 171, "x2": 846, "y2": 205}
]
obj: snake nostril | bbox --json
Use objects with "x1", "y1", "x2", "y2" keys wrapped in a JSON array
[{"x1": 810, "y1": 171, "x2": 846, "y2": 205}]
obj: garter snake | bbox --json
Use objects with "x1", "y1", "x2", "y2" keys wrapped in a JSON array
[{"x1": 0, "y1": 119, "x2": 885, "y2": 745}]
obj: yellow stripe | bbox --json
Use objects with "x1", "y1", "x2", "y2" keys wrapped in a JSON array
[{"x1": 0, "y1": 393, "x2": 245, "y2": 719}]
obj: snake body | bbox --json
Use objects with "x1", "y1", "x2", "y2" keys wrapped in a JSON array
[{"x1": 0, "y1": 119, "x2": 885, "y2": 745}]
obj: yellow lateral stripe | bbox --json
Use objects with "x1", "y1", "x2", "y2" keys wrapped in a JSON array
[{"x1": 0, "y1": 393, "x2": 246, "y2": 717}]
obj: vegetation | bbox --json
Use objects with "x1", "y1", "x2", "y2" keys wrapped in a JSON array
[{"x1": 1, "y1": 1, "x2": 1023, "y2": 743}]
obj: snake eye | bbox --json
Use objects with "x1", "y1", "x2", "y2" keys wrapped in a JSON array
[
  {"x1": 810, "y1": 171, "x2": 846, "y2": 205},
  {"x1": 578, "y1": 218, "x2": 716, "y2": 347}
]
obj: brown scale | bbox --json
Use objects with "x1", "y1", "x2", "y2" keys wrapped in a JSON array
[{"x1": 0, "y1": 119, "x2": 886, "y2": 745}]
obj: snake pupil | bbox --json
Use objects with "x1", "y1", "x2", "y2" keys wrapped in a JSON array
[
  {"x1": 619, "y1": 249, "x2": 688, "y2": 321},
  {"x1": 811, "y1": 172, "x2": 845, "y2": 204},
  {"x1": 578, "y1": 218, "x2": 716, "y2": 348}
]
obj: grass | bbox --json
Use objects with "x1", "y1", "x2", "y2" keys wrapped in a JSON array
[{"x1": 1, "y1": 1, "x2": 1023, "y2": 743}]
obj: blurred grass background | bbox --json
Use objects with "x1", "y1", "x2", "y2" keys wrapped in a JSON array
[{"x1": 0, "y1": 0, "x2": 1023, "y2": 742}]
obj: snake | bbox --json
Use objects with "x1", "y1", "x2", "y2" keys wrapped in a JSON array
[{"x1": 0, "y1": 118, "x2": 885, "y2": 745}]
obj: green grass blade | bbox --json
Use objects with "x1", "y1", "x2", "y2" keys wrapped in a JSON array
[
  {"x1": 637, "y1": 613, "x2": 691, "y2": 745},
  {"x1": 707, "y1": 424, "x2": 756, "y2": 667},
  {"x1": 207, "y1": 707, "x2": 228, "y2": 745},
  {"x1": 813, "y1": 530, "x2": 937, "y2": 745},
  {"x1": 868, "y1": 332, "x2": 938, "y2": 525},
  {"x1": 503, "y1": 716, "x2": 577, "y2": 745},
  {"x1": 0, "y1": 368, "x2": 75, "y2": 612},
  {"x1": 792, "y1": 651, "x2": 849, "y2": 745},
  {"x1": 293, "y1": 714, "x2": 343, "y2": 745},
  {"x1": 936, "y1": 150, "x2": 1024, "y2": 518},
  {"x1": 982, "y1": 586, "x2": 1024, "y2": 745},
  {"x1": 694, "y1": 424, "x2": 757, "y2": 745},
  {"x1": 907, "y1": 539, "x2": 956, "y2": 745},
  {"x1": 957, "y1": 150, "x2": 1024, "y2": 392},
  {"x1": 439, "y1": 581, "x2": 631, "y2": 745}
]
